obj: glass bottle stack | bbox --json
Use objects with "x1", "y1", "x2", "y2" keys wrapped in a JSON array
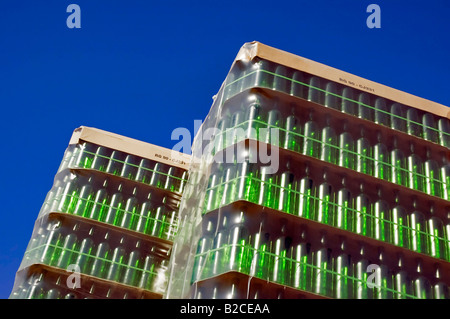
[
  {"x1": 166, "y1": 42, "x2": 450, "y2": 299},
  {"x1": 10, "y1": 126, "x2": 190, "y2": 299}
]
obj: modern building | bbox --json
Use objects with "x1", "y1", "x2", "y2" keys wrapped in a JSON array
[
  {"x1": 166, "y1": 41, "x2": 450, "y2": 299},
  {"x1": 9, "y1": 126, "x2": 190, "y2": 299},
  {"x1": 10, "y1": 42, "x2": 450, "y2": 299}
]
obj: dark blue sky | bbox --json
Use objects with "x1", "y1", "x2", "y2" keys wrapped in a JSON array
[{"x1": 0, "y1": 1, "x2": 449, "y2": 298}]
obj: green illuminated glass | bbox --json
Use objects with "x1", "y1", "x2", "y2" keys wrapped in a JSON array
[
  {"x1": 355, "y1": 193, "x2": 370, "y2": 236},
  {"x1": 338, "y1": 132, "x2": 354, "y2": 170},
  {"x1": 335, "y1": 188, "x2": 350, "y2": 231},
  {"x1": 335, "y1": 254, "x2": 350, "y2": 299},
  {"x1": 391, "y1": 206, "x2": 408, "y2": 249},
  {"x1": 373, "y1": 200, "x2": 389, "y2": 242},
  {"x1": 284, "y1": 115, "x2": 302, "y2": 152},
  {"x1": 291, "y1": 243, "x2": 310, "y2": 291},
  {"x1": 407, "y1": 154, "x2": 424, "y2": 192},
  {"x1": 409, "y1": 211, "x2": 427, "y2": 254},
  {"x1": 390, "y1": 149, "x2": 406, "y2": 186},
  {"x1": 303, "y1": 121, "x2": 319, "y2": 158},
  {"x1": 356, "y1": 137, "x2": 372, "y2": 175},
  {"x1": 316, "y1": 182, "x2": 332, "y2": 225},
  {"x1": 320, "y1": 126, "x2": 337, "y2": 164},
  {"x1": 278, "y1": 171, "x2": 295, "y2": 214},
  {"x1": 394, "y1": 271, "x2": 411, "y2": 299},
  {"x1": 424, "y1": 159, "x2": 441, "y2": 197},
  {"x1": 374, "y1": 143, "x2": 390, "y2": 181}
]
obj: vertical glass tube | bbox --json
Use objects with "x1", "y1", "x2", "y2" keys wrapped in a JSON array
[
  {"x1": 135, "y1": 201, "x2": 153, "y2": 234},
  {"x1": 120, "y1": 154, "x2": 140, "y2": 181},
  {"x1": 136, "y1": 159, "x2": 153, "y2": 184},
  {"x1": 441, "y1": 164, "x2": 450, "y2": 201},
  {"x1": 307, "y1": 76, "x2": 323, "y2": 104},
  {"x1": 335, "y1": 184, "x2": 351, "y2": 231},
  {"x1": 390, "y1": 103, "x2": 407, "y2": 133},
  {"x1": 249, "y1": 231, "x2": 271, "y2": 281},
  {"x1": 220, "y1": 165, "x2": 237, "y2": 206},
  {"x1": 214, "y1": 115, "x2": 230, "y2": 155},
  {"x1": 55, "y1": 234, "x2": 78, "y2": 270},
  {"x1": 102, "y1": 188, "x2": 124, "y2": 225},
  {"x1": 335, "y1": 253, "x2": 351, "y2": 299},
  {"x1": 409, "y1": 211, "x2": 428, "y2": 255},
  {"x1": 312, "y1": 247, "x2": 331, "y2": 296},
  {"x1": 391, "y1": 205, "x2": 409, "y2": 249},
  {"x1": 57, "y1": 179, "x2": 79, "y2": 214},
  {"x1": 406, "y1": 108, "x2": 422, "y2": 138},
  {"x1": 412, "y1": 276, "x2": 432, "y2": 299},
  {"x1": 427, "y1": 217, "x2": 446, "y2": 260},
  {"x1": 139, "y1": 255, "x2": 156, "y2": 290},
  {"x1": 40, "y1": 225, "x2": 61, "y2": 265},
  {"x1": 150, "y1": 163, "x2": 167, "y2": 189},
  {"x1": 437, "y1": 118, "x2": 450, "y2": 148},
  {"x1": 74, "y1": 237, "x2": 94, "y2": 274},
  {"x1": 254, "y1": 59, "x2": 274, "y2": 89},
  {"x1": 278, "y1": 169, "x2": 295, "y2": 214},
  {"x1": 356, "y1": 135, "x2": 373, "y2": 175},
  {"x1": 324, "y1": 82, "x2": 339, "y2": 110},
  {"x1": 164, "y1": 167, "x2": 176, "y2": 192},
  {"x1": 229, "y1": 109, "x2": 244, "y2": 147},
  {"x1": 76, "y1": 142, "x2": 96, "y2": 169},
  {"x1": 91, "y1": 146, "x2": 111, "y2": 172},
  {"x1": 227, "y1": 216, "x2": 249, "y2": 273},
  {"x1": 284, "y1": 115, "x2": 302, "y2": 152},
  {"x1": 320, "y1": 125, "x2": 337, "y2": 164},
  {"x1": 210, "y1": 221, "x2": 228, "y2": 277},
  {"x1": 149, "y1": 206, "x2": 164, "y2": 238},
  {"x1": 357, "y1": 92, "x2": 373, "y2": 121},
  {"x1": 122, "y1": 250, "x2": 141, "y2": 286},
  {"x1": 89, "y1": 188, "x2": 109, "y2": 221},
  {"x1": 422, "y1": 113, "x2": 439, "y2": 144},
  {"x1": 244, "y1": 100, "x2": 264, "y2": 142},
  {"x1": 236, "y1": 160, "x2": 257, "y2": 203},
  {"x1": 373, "y1": 264, "x2": 393, "y2": 299},
  {"x1": 393, "y1": 270, "x2": 412, "y2": 299},
  {"x1": 338, "y1": 132, "x2": 355, "y2": 170},
  {"x1": 374, "y1": 98, "x2": 390, "y2": 127},
  {"x1": 105, "y1": 151, "x2": 126, "y2": 176},
  {"x1": 120, "y1": 196, "x2": 138, "y2": 229},
  {"x1": 354, "y1": 191, "x2": 371, "y2": 237},
  {"x1": 106, "y1": 246, "x2": 126, "y2": 282},
  {"x1": 407, "y1": 153, "x2": 424, "y2": 192},
  {"x1": 296, "y1": 176, "x2": 314, "y2": 220},
  {"x1": 390, "y1": 148, "x2": 407, "y2": 186},
  {"x1": 271, "y1": 229, "x2": 292, "y2": 286},
  {"x1": 291, "y1": 241, "x2": 311, "y2": 292},
  {"x1": 73, "y1": 184, "x2": 93, "y2": 217},
  {"x1": 90, "y1": 242, "x2": 110, "y2": 278},
  {"x1": 316, "y1": 181, "x2": 332, "y2": 225},
  {"x1": 205, "y1": 171, "x2": 221, "y2": 211},
  {"x1": 192, "y1": 221, "x2": 214, "y2": 283},
  {"x1": 354, "y1": 258, "x2": 370, "y2": 299},
  {"x1": 341, "y1": 87, "x2": 357, "y2": 116},
  {"x1": 433, "y1": 282, "x2": 449, "y2": 299},
  {"x1": 273, "y1": 65, "x2": 290, "y2": 94},
  {"x1": 223, "y1": 70, "x2": 239, "y2": 101},
  {"x1": 424, "y1": 159, "x2": 442, "y2": 197},
  {"x1": 374, "y1": 141, "x2": 390, "y2": 181},
  {"x1": 258, "y1": 166, "x2": 278, "y2": 209},
  {"x1": 290, "y1": 71, "x2": 306, "y2": 99},
  {"x1": 265, "y1": 109, "x2": 282, "y2": 147},
  {"x1": 303, "y1": 120, "x2": 320, "y2": 158}
]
